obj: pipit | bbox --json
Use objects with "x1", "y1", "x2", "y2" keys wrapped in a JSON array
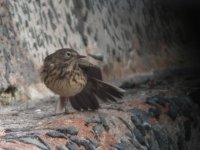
[{"x1": 40, "y1": 48, "x2": 125, "y2": 113}]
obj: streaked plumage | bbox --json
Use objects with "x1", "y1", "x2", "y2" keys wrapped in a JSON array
[{"x1": 40, "y1": 48, "x2": 125, "y2": 113}]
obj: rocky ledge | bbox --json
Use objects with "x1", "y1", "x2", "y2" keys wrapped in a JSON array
[{"x1": 0, "y1": 69, "x2": 200, "y2": 150}]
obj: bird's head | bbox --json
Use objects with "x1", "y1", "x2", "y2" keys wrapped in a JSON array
[{"x1": 44, "y1": 48, "x2": 86, "y2": 64}]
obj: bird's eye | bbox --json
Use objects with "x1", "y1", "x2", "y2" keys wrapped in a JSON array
[{"x1": 65, "y1": 51, "x2": 71, "y2": 58}]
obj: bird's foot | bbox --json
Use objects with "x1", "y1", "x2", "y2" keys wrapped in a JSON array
[{"x1": 64, "y1": 108, "x2": 70, "y2": 114}]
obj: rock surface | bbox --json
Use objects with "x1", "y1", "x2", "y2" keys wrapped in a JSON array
[
  {"x1": 0, "y1": 71, "x2": 200, "y2": 150},
  {"x1": 0, "y1": 1, "x2": 200, "y2": 149}
]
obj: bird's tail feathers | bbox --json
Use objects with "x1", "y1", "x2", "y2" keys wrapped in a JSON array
[
  {"x1": 69, "y1": 78, "x2": 125, "y2": 111},
  {"x1": 91, "y1": 78, "x2": 125, "y2": 101}
]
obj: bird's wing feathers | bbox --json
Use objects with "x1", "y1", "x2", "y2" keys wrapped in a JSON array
[
  {"x1": 78, "y1": 59, "x2": 102, "y2": 80},
  {"x1": 69, "y1": 59, "x2": 125, "y2": 111},
  {"x1": 70, "y1": 59, "x2": 102, "y2": 110}
]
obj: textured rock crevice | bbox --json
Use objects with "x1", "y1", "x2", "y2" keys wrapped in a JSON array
[
  {"x1": 0, "y1": 90, "x2": 199, "y2": 149},
  {"x1": 0, "y1": 0, "x2": 39, "y2": 105},
  {"x1": 1, "y1": 71, "x2": 200, "y2": 149},
  {"x1": 1, "y1": 0, "x2": 199, "y2": 93}
]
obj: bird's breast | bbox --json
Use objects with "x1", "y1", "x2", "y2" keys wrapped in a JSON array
[{"x1": 41, "y1": 63, "x2": 87, "y2": 97}]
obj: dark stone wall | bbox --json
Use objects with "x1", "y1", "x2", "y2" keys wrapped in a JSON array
[{"x1": 0, "y1": 0, "x2": 199, "y2": 98}]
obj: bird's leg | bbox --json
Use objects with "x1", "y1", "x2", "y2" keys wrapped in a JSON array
[
  {"x1": 64, "y1": 98, "x2": 70, "y2": 114},
  {"x1": 55, "y1": 96, "x2": 66, "y2": 114}
]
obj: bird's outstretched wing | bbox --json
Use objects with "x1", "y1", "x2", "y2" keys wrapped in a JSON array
[
  {"x1": 77, "y1": 59, "x2": 102, "y2": 80},
  {"x1": 69, "y1": 59, "x2": 125, "y2": 110}
]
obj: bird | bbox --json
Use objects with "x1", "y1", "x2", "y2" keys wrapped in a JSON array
[{"x1": 40, "y1": 48, "x2": 125, "y2": 114}]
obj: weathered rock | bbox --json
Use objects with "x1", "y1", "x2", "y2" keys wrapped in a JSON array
[
  {"x1": 18, "y1": 136, "x2": 50, "y2": 150},
  {"x1": 50, "y1": 126, "x2": 78, "y2": 136},
  {"x1": 92, "y1": 124, "x2": 103, "y2": 139},
  {"x1": 111, "y1": 140, "x2": 129, "y2": 150},
  {"x1": 146, "y1": 96, "x2": 166, "y2": 107},
  {"x1": 70, "y1": 136, "x2": 96, "y2": 150},
  {"x1": 46, "y1": 132, "x2": 68, "y2": 139},
  {"x1": 0, "y1": 1, "x2": 200, "y2": 149},
  {"x1": 133, "y1": 128, "x2": 146, "y2": 146},
  {"x1": 148, "y1": 106, "x2": 161, "y2": 119},
  {"x1": 0, "y1": 0, "x2": 199, "y2": 102},
  {"x1": 56, "y1": 145, "x2": 69, "y2": 150},
  {"x1": 128, "y1": 108, "x2": 150, "y2": 123},
  {"x1": 152, "y1": 125, "x2": 172, "y2": 150},
  {"x1": 131, "y1": 115, "x2": 146, "y2": 136},
  {"x1": 66, "y1": 141, "x2": 79, "y2": 150}
]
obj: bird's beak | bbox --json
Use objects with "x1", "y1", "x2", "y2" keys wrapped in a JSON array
[{"x1": 77, "y1": 55, "x2": 86, "y2": 59}]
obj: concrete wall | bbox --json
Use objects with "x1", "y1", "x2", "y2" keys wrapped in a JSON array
[{"x1": 0, "y1": 0, "x2": 199, "y2": 101}]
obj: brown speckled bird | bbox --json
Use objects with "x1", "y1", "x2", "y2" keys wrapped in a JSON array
[{"x1": 40, "y1": 48, "x2": 125, "y2": 113}]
